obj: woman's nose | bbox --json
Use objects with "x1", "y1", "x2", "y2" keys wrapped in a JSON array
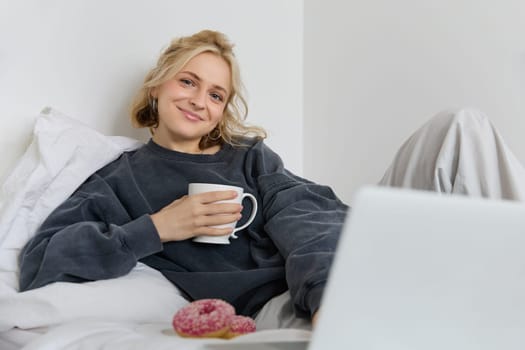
[{"x1": 189, "y1": 89, "x2": 206, "y2": 108}]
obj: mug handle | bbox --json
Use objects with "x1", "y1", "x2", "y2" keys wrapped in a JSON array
[{"x1": 231, "y1": 193, "x2": 258, "y2": 238}]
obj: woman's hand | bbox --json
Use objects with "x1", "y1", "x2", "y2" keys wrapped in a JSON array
[{"x1": 150, "y1": 190, "x2": 242, "y2": 242}]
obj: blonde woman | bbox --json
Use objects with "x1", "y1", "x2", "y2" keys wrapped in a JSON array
[{"x1": 19, "y1": 30, "x2": 345, "y2": 329}]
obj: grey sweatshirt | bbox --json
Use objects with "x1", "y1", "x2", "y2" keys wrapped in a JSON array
[{"x1": 19, "y1": 139, "x2": 348, "y2": 317}]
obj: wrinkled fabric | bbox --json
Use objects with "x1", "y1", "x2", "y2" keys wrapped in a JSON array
[{"x1": 380, "y1": 108, "x2": 525, "y2": 200}]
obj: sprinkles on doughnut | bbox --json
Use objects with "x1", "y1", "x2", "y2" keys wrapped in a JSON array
[
  {"x1": 223, "y1": 315, "x2": 257, "y2": 339},
  {"x1": 172, "y1": 299, "x2": 235, "y2": 338}
]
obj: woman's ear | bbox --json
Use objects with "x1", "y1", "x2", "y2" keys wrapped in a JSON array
[{"x1": 150, "y1": 87, "x2": 158, "y2": 99}]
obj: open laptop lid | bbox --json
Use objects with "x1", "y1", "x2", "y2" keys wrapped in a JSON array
[{"x1": 309, "y1": 186, "x2": 525, "y2": 350}]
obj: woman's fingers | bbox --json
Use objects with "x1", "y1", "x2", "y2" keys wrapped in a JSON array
[
  {"x1": 190, "y1": 191, "x2": 242, "y2": 216},
  {"x1": 152, "y1": 190, "x2": 247, "y2": 242},
  {"x1": 195, "y1": 226, "x2": 236, "y2": 237},
  {"x1": 197, "y1": 190, "x2": 238, "y2": 204},
  {"x1": 195, "y1": 212, "x2": 242, "y2": 228},
  {"x1": 204, "y1": 202, "x2": 243, "y2": 215}
]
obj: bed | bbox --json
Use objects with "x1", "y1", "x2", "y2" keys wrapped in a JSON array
[{"x1": 0, "y1": 107, "x2": 312, "y2": 349}]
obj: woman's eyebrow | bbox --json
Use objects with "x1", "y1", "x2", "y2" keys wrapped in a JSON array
[{"x1": 180, "y1": 71, "x2": 229, "y2": 95}]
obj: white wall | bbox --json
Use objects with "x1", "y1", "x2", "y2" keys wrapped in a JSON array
[
  {"x1": 0, "y1": 0, "x2": 303, "y2": 183},
  {"x1": 304, "y1": 0, "x2": 525, "y2": 204},
  {"x1": 5, "y1": 1, "x2": 525, "y2": 206}
]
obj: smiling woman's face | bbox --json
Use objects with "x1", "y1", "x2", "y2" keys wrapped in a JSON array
[{"x1": 152, "y1": 52, "x2": 231, "y2": 153}]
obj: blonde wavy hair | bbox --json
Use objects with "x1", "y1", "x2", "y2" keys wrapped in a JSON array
[{"x1": 130, "y1": 29, "x2": 266, "y2": 149}]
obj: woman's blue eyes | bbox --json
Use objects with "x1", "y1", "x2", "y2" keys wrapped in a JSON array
[
  {"x1": 179, "y1": 78, "x2": 224, "y2": 102},
  {"x1": 210, "y1": 93, "x2": 224, "y2": 102}
]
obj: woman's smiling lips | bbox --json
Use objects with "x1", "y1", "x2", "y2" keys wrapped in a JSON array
[{"x1": 178, "y1": 107, "x2": 203, "y2": 122}]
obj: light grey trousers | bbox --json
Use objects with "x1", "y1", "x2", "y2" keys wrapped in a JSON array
[
  {"x1": 379, "y1": 108, "x2": 525, "y2": 200},
  {"x1": 255, "y1": 108, "x2": 525, "y2": 330}
]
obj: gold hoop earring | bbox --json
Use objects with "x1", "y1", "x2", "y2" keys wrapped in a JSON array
[{"x1": 207, "y1": 127, "x2": 222, "y2": 142}]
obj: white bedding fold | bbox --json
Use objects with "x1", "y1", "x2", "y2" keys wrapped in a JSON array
[{"x1": 0, "y1": 263, "x2": 188, "y2": 332}]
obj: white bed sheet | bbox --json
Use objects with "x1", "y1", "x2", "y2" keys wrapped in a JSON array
[
  {"x1": 19, "y1": 321, "x2": 311, "y2": 350},
  {"x1": 0, "y1": 327, "x2": 47, "y2": 350}
]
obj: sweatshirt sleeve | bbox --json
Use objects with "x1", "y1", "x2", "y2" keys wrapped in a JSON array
[
  {"x1": 18, "y1": 173, "x2": 163, "y2": 291},
  {"x1": 248, "y1": 141, "x2": 349, "y2": 318}
]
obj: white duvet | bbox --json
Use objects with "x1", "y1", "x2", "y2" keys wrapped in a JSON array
[{"x1": 0, "y1": 108, "x2": 309, "y2": 349}]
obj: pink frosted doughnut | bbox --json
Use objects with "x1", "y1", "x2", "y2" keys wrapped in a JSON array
[
  {"x1": 223, "y1": 315, "x2": 257, "y2": 339},
  {"x1": 172, "y1": 299, "x2": 235, "y2": 338}
]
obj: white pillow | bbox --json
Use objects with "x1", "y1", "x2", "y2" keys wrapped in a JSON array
[{"x1": 0, "y1": 107, "x2": 187, "y2": 331}]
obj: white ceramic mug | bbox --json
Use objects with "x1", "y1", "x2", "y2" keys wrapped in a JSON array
[{"x1": 188, "y1": 183, "x2": 258, "y2": 244}]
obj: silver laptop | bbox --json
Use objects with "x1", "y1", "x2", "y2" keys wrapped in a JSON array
[
  {"x1": 208, "y1": 186, "x2": 525, "y2": 349},
  {"x1": 310, "y1": 186, "x2": 525, "y2": 350}
]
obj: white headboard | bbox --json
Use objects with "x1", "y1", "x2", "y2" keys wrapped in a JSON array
[{"x1": 0, "y1": 0, "x2": 303, "y2": 183}]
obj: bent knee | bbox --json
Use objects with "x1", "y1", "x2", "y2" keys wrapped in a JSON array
[{"x1": 426, "y1": 107, "x2": 490, "y2": 131}]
